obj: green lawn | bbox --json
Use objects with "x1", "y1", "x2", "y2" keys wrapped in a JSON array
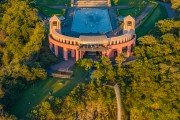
[
  {"x1": 36, "y1": 0, "x2": 70, "y2": 6},
  {"x1": 136, "y1": 4, "x2": 167, "y2": 38},
  {"x1": 113, "y1": 0, "x2": 152, "y2": 17},
  {"x1": 36, "y1": 0, "x2": 70, "y2": 17},
  {"x1": 116, "y1": 6, "x2": 146, "y2": 17},
  {"x1": 38, "y1": 6, "x2": 65, "y2": 17},
  {"x1": 10, "y1": 66, "x2": 88, "y2": 119}
]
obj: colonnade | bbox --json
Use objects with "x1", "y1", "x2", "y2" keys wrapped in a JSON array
[
  {"x1": 49, "y1": 15, "x2": 136, "y2": 61},
  {"x1": 49, "y1": 42, "x2": 86, "y2": 61},
  {"x1": 49, "y1": 37, "x2": 135, "y2": 61}
]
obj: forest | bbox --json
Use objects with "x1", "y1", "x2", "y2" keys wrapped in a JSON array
[{"x1": 0, "y1": 0, "x2": 179, "y2": 120}]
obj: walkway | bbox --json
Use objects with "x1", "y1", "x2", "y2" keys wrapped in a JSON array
[
  {"x1": 135, "y1": 6, "x2": 154, "y2": 28},
  {"x1": 50, "y1": 59, "x2": 76, "y2": 71},
  {"x1": 157, "y1": 2, "x2": 177, "y2": 18}
]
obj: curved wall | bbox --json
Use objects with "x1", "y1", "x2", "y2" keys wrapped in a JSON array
[{"x1": 49, "y1": 29, "x2": 136, "y2": 61}]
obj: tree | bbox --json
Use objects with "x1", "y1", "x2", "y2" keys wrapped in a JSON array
[
  {"x1": 122, "y1": 19, "x2": 180, "y2": 119},
  {"x1": 171, "y1": 0, "x2": 180, "y2": 10},
  {"x1": 31, "y1": 102, "x2": 55, "y2": 120},
  {"x1": 113, "y1": 0, "x2": 119, "y2": 5},
  {"x1": 0, "y1": 0, "x2": 46, "y2": 117}
]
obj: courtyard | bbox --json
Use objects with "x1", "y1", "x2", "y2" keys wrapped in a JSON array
[{"x1": 72, "y1": 8, "x2": 112, "y2": 33}]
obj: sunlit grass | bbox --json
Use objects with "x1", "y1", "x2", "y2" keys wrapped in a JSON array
[
  {"x1": 136, "y1": 4, "x2": 167, "y2": 38},
  {"x1": 37, "y1": 6, "x2": 65, "y2": 17},
  {"x1": 113, "y1": 0, "x2": 150, "y2": 17},
  {"x1": 36, "y1": 0, "x2": 70, "y2": 6},
  {"x1": 10, "y1": 66, "x2": 88, "y2": 119}
]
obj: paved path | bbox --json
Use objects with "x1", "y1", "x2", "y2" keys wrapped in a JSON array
[
  {"x1": 135, "y1": 6, "x2": 154, "y2": 28},
  {"x1": 157, "y1": 2, "x2": 177, "y2": 18},
  {"x1": 50, "y1": 59, "x2": 76, "y2": 71},
  {"x1": 101, "y1": 81, "x2": 122, "y2": 120}
]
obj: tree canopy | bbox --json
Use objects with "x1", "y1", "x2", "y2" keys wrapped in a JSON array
[{"x1": 0, "y1": 0, "x2": 46, "y2": 118}]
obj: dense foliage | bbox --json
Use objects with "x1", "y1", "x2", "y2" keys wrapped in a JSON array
[
  {"x1": 156, "y1": 0, "x2": 180, "y2": 10},
  {"x1": 121, "y1": 19, "x2": 179, "y2": 119},
  {"x1": 29, "y1": 19, "x2": 180, "y2": 120},
  {"x1": 30, "y1": 81, "x2": 117, "y2": 120},
  {"x1": 0, "y1": 0, "x2": 179, "y2": 119},
  {"x1": 0, "y1": 0, "x2": 46, "y2": 118}
]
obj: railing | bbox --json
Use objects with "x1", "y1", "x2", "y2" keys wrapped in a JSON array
[
  {"x1": 52, "y1": 29, "x2": 80, "y2": 45},
  {"x1": 109, "y1": 33, "x2": 135, "y2": 45},
  {"x1": 51, "y1": 29, "x2": 135, "y2": 46}
]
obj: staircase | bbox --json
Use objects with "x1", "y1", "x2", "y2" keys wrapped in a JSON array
[{"x1": 72, "y1": 0, "x2": 111, "y2": 7}]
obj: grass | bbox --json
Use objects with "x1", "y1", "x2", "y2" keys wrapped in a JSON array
[
  {"x1": 113, "y1": 0, "x2": 151, "y2": 17},
  {"x1": 116, "y1": 6, "x2": 146, "y2": 17},
  {"x1": 36, "y1": 0, "x2": 70, "y2": 6},
  {"x1": 38, "y1": 6, "x2": 65, "y2": 17},
  {"x1": 10, "y1": 66, "x2": 88, "y2": 119},
  {"x1": 36, "y1": 0, "x2": 70, "y2": 17},
  {"x1": 136, "y1": 4, "x2": 167, "y2": 38}
]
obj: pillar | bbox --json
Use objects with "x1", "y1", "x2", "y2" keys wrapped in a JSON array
[
  {"x1": 71, "y1": 50, "x2": 75, "y2": 58},
  {"x1": 107, "y1": 49, "x2": 112, "y2": 58},
  {"x1": 80, "y1": 51, "x2": 84, "y2": 59},
  {"x1": 108, "y1": 0, "x2": 111, "y2": 7},
  {"x1": 49, "y1": 42, "x2": 53, "y2": 51},
  {"x1": 133, "y1": 40, "x2": 136, "y2": 47},
  {"x1": 117, "y1": 47, "x2": 122, "y2": 55},
  {"x1": 54, "y1": 45, "x2": 58, "y2": 57},
  {"x1": 63, "y1": 48, "x2": 68, "y2": 61},
  {"x1": 76, "y1": 49, "x2": 79, "y2": 61},
  {"x1": 126, "y1": 46, "x2": 131, "y2": 57},
  {"x1": 102, "y1": 51, "x2": 106, "y2": 57}
]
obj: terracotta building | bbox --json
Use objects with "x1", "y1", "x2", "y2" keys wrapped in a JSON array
[
  {"x1": 49, "y1": 0, "x2": 136, "y2": 60},
  {"x1": 49, "y1": 14, "x2": 136, "y2": 61}
]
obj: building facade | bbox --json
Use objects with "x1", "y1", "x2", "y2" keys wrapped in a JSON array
[{"x1": 49, "y1": 15, "x2": 136, "y2": 61}]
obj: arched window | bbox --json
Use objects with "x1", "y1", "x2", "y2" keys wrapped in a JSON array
[{"x1": 127, "y1": 21, "x2": 132, "y2": 26}]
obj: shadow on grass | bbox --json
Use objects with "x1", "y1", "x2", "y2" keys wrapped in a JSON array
[{"x1": 10, "y1": 66, "x2": 87, "y2": 119}]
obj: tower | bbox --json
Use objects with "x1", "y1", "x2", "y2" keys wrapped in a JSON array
[
  {"x1": 123, "y1": 15, "x2": 135, "y2": 34},
  {"x1": 49, "y1": 15, "x2": 61, "y2": 35}
]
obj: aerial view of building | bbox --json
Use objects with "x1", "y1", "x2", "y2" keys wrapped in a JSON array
[
  {"x1": 0, "y1": 0, "x2": 179, "y2": 119},
  {"x1": 49, "y1": 0, "x2": 136, "y2": 61}
]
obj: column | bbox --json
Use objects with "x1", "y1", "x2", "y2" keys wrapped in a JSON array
[
  {"x1": 133, "y1": 41, "x2": 136, "y2": 47},
  {"x1": 108, "y1": 0, "x2": 111, "y2": 6},
  {"x1": 63, "y1": 48, "x2": 68, "y2": 61},
  {"x1": 76, "y1": 49, "x2": 79, "y2": 61},
  {"x1": 117, "y1": 47, "x2": 122, "y2": 55},
  {"x1": 107, "y1": 49, "x2": 112, "y2": 58},
  {"x1": 54, "y1": 45, "x2": 58, "y2": 57},
  {"x1": 126, "y1": 46, "x2": 131, "y2": 57},
  {"x1": 80, "y1": 51, "x2": 83, "y2": 59},
  {"x1": 71, "y1": 49, "x2": 75, "y2": 58},
  {"x1": 102, "y1": 51, "x2": 106, "y2": 57},
  {"x1": 49, "y1": 42, "x2": 53, "y2": 51}
]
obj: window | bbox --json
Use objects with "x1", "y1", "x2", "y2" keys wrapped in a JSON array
[
  {"x1": 127, "y1": 21, "x2": 132, "y2": 26},
  {"x1": 52, "y1": 21, "x2": 57, "y2": 26}
]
